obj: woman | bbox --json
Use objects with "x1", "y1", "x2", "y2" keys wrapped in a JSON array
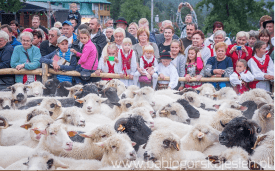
[
  {"x1": 158, "y1": 25, "x2": 174, "y2": 54},
  {"x1": 226, "y1": 31, "x2": 252, "y2": 71},
  {"x1": 207, "y1": 30, "x2": 226, "y2": 57},
  {"x1": 248, "y1": 41, "x2": 274, "y2": 91},
  {"x1": 202, "y1": 42, "x2": 233, "y2": 90},
  {"x1": 185, "y1": 30, "x2": 211, "y2": 65},
  {"x1": 258, "y1": 29, "x2": 274, "y2": 56},
  {"x1": 10, "y1": 32, "x2": 41, "y2": 84},
  {"x1": 133, "y1": 27, "x2": 159, "y2": 63},
  {"x1": 32, "y1": 30, "x2": 43, "y2": 48},
  {"x1": 128, "y1": 22, "x2": 138, "y2": 42},
  {"x1": 247, "y1": 30, "x2": 259, "y2": 49},
  {"x1": 0, "y1": 30, "x2": 14, "y2": 88}
]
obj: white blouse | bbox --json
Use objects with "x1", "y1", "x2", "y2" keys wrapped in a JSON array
[
  {"x1": 230, "y1": 71, "x2": 254, "y2": 87},
  {"x1": 156, "y1": 63, "x2": 179, "y2": 89},
  {"x1": 117, "y1": 50, "x2": 137, "y2": 75}
]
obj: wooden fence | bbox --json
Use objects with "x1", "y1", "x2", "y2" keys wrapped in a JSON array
[{"x1": 0, "y1": 64, "x2": 230, "y2": 84}]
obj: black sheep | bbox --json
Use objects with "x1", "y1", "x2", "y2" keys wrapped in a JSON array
[
  {"x1": 100, "y1": 87, "x2": 120, "y2": 108},
  {"x1": 114, "y1": 115, "x2": 152, "y2": 151},
  {"x1": 219, "y1": 117, "x2": 261, "y2": 154},
  {"x1": 55, "y1": 81, "x2": 72, "y2": 97},
  {"x1": 43, "y1": 78, "x2": 60, "y2": 96},
  {"x1": 176, "y1": 98, "x2": 200, "y2": 118},
  {"x1": 74, "y1": 84, "x2": 99, "y2": 108},
  {"x1": 241, "y1": 101, "x2": 258, "y2": 119}
]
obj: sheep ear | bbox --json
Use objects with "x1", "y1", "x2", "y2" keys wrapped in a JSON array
[
  {"x1": 252, "y1": 135, "x2": 268, "y2": 150},
  {"x1": 239, "y1": 106, "x2": 248, "y2": 111},
  {"x1": 132, "y1": 141, "x2": 136, "y2": 146},
  {"x1": 213, "y1": 104, "x2": 220, "y2": 109},
  {"x1": 42, "y1": 85, "x2": 47, "y2": 89},
  {"x1": 76, "y1": 99, "x2": 84, "y2": 104},
  {"x1": 95, "y1": 141, "x2": 105, "y2": 148},
  {"x1": 100, "y1": 98, "x2": 108, "y2": 102},
  {"x1": 257, "y1": 103, "x2": 266, "y2": 109},
  {"x1": 79, "y1": 133, "x2": 92, "y2": 138},
  {"x1": 67, "y1": 131, "x2": 77, "y2": 137},
  {"x1": 20, "y1": 123, "x2": 32, "y2": 130},
  {"x1": 112, "y1": 102, "x2": 121, "y2": 107},
  {"x1": 64, "y1": 87, "x2": 72, "y2": 91}
]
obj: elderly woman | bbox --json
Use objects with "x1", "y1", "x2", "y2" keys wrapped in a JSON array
[
  {"x1": 0, "y1": 30, "x2": 14, "y2": 88},
  {"x1": 158, "y1": 25, "x2": 175, "y2": 54},
  {"x1": 258, "y1": 29, "x2": 274, "y2": 56},
  {"x1": 201, "y1": 42, "x2": 233, "y2": 90},
  {"x1": 248, "y1": 41, "x2": 274, "y2": 91},
  {"x1": 247, "y1": 30, "x2": 259, "y2": 49},
  {"x1": 128, "y1": 22, "x2": 138, "y2": 42},
  {"x1": 226, "y1": 31, "x2": 253, "y2": 71},
  {"x1": 207, "y1": 30, "x2": 227, "y2": 57},
  {"x1": 185, "y1": 30, "x2": 211, "y2": 65},
  {"x1": 10, "y1": 32, "x2": 41, "y2": 84}
]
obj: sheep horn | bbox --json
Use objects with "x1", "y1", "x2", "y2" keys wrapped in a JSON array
[
  {"x1": 247, "y1": 120, "x2": 262, "y2": 133},
  {"x1": 114, "y1": 118, "x2": 128, "y2": 131},
  {"x1": 220, "y1": 120, "x2": 226, "y2": 128},
  {"x1": 251, "y1": 135, "x2": 268, "y2": 150},
  {"x1": 0, "y1": 116, "x2": 9, "y2": 129}
]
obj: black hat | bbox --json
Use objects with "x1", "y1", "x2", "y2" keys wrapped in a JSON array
[
  {"x1": 160, "y1": 51, "x2": 172, "y2": 60},
  {"x1": 114, "y1": 17, "x2": 129, "y2": 27},
  {"x1": 263, "y1": 20, "x2": 274, "y2": 29}
]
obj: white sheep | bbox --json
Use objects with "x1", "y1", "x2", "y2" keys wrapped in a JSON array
[
  {"x1": 27, "y1": 81, "x2": 46, "y2": 97},
  {"x1": 65, "y1": 84, "x2": 83, "y2": 98},
  {"x1": 119, "y1": 85, "x2": 140, "y2": 99},
  {"x1": 195, "y1": 83, "x2": 216, "y2": 99},
  {"x1": 180, "y1": 123, "x2": 220, "y2": 152},
  {"x1": 157, "y1": 102, "x2": 190, "y2": 123},
  {"x1": 212, "y1": 87, "x2": 238, "y2": 100},
  {"x1": 56, "y1": 106, "x2": 85, "y2": 127},
  {"x1": 252, "y1": 103, "x2": 274, "y2": 134},
  {"x1": 0, "y1": 92, "x2": 14, "y2": 110},
  {"x1": 154, "y1": 89, "x2": 181, "y2": 100},
  {"x1": 105, "y1": 79, "x2": 126, "y2": 96},
  {"x1": 239, "y1": 88, "x2": 273, "y2": 104},
  {"x1": 0, "y1": 115, "x2": 9, "y2": 146},
  {"x1": 7, "y1": 83, "x2": 29, "y2": 108}
]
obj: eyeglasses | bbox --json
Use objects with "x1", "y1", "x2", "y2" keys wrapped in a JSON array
[
  {"x1": 89, "y1": 23, "x2": 93, "y2": 25},
  {"x1": 49, "y1": 34, "x2": 56, "y2": 37}
]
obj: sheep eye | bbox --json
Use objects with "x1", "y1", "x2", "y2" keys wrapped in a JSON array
[
  {"x1": 205, "y1": 131, "x2": 209, "y2": 134},
  {"x1": 50, "y1": 132, "x2": 55, "y2": 135},
  {"x1": 96, "y1": 101, "x2": 99, "y2": 103},
  {"x1": 112, "y1": 145, "x2": 116, "y2": 149},
  {"x1": 231, "y1": 105, "x2": 235, "y2": 108},
  {"x1": 101, "y1": 135, "x2": 106, "y2": 138},
  {"x1": 143, "y1": 93, "x2": 146, "y2": 95},
  {"x1": 50, "y1": 103, "x2": 55, "y2": 108},
  {"x1": 67, "y1": 115, "x2": 71, "y2": 117},
  {"x1": 238, "y1": 127, "x2": 244, "y2": 131}
]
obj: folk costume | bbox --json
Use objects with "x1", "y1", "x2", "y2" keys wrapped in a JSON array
[{"x1": 230, "y1": 70, "x2": 254, "y2": 94}]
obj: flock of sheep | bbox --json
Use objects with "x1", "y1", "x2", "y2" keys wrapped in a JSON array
[{"x1": 0, "y1": 78, "x2": 274, "y2": 170}]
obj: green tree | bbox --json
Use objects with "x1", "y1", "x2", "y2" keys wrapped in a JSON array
[
  {"x1": 108, "y1": 0, "x2": 123, "y2": 20},
  {"x1": 0, "y1": 0, "x2": 25, "y2": 12},
  {"x1": 196, "y1": 0, "x2": 274, "y2": 37}
]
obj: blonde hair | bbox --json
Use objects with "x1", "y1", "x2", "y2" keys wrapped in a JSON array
[
  {"x1": 54, "y1": 21, "x2": 62, "y2": 28},
  {"x1": 128, "y1": 22, "x2": 138, "y2": 30},
  {"x1": 79, "y1": 29, "x2": 91, "y2": 38},
  {"x1": 138, "y1": 18, "x2": 149, "y2": 26},
  {"x1": 236, "y1": 59, "x2": 247, "y2": 68},
  {"x1": 236, "y1": 31, "x2": 249, "y2": 40},
  {"x1": 102, "y1": 42, "x2": 118, "y2": 58},
  {"x1": 215, "y1": 42, "x2": 228, "y2": 52},
  {"x1": 142, "y1": 44, "x2": 154, "y2": 54},
  {"x1": 137, "y1": 27, "x2": 149, "y2": 42},
  {"x1": 113, "y1": 27, "x2": 125, "y2": 38},
  {"x1": 171, "y1": 39, "x2": 185, "y2": 55},
  {"x1": 122, "y1": 38, "x2": 132, "y2": 45},
  {"x1": 70, "y1": 3, "x2": 77, "y2": 8},
  {"x1": 259, "y1": 15, "x2": 272, "y2": 25}
]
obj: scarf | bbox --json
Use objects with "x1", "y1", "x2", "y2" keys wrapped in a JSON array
[{"x1": 120, "y1": 49, "x2": 133, "y2": 76}]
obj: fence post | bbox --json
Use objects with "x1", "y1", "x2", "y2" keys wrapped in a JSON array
[{"x1": 42, "y1": 63, "x2": 49, "y2": 84}]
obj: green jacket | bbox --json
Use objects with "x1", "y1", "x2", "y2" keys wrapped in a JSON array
[{"x1": 10, "y1": 45, "x2": 41, "y2": 83}]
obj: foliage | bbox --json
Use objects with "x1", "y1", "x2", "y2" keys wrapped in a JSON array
[
  {"x1": 108, "y1": 0, "x2": 123, "y2": 21},
  {"x1": 0, "y1": 0, "x2": 25, "y2": 13}
]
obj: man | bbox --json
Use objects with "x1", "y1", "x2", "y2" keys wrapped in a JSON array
[
  {"x1": 40, "y1": 27, "x2": 60, "y2": 56},
  {"x1": 31, "y1": 15, "x2": 49, "y2": 34},
  {"x1": 259, "y1": 15, "x2": 272, "y2": 31},
  {"x1": 105, "y1": 18, "x2": 113, "y2": 28},
  {"x1": 62, "y1": 21, "x2": 77, "y2": 48},
  {"x1": 180, "y1": 23, "x2": 197, "y2": 49},
  {"x1": 138, "y1": 18, "x2": 156, "y2": 43},
  {"x1": 105, "y1": 27, "x2": 114, "y2": 42},
  {"x1": 263, "y1": 20, "x2": 274, "y2": 46},
  {"x1": 110, "y1": 17, "x2": 137, "y2": 45},
  {"x1": 69, "y1": 18, "x2": 78, "y2": 33},
  {"x1": 155, "y1": 20, "x2": 179, "y2": 47},
  {"x1": 88, "y1": 17, "x2": 107, "y2": 58},
  {"x1": 176, "y1": 2, "x2": 198, "y2": 39},
  {"x1": 0, "y1": 24, "x2": 21, "y2": 48},
  {"x1": 204, "y1": 21, "x2": 232, "y2": 47},
  {"x1": 9, "y1": 20, "x2": 20, "y2": 36}
]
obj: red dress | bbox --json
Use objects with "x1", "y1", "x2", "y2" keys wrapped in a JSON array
[{"x1": 226, "y1": 44, "x2": 252, "y2": 71}]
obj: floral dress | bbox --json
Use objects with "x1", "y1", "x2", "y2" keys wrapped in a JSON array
[{"x1": 185, "y1": 62, "x2": 203, "y2": 88}]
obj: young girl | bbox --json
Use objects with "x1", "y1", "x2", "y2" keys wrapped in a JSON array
[
  {"x1": 248, "y1": 41, "x2": 274, "y2": 91},
  {"x1": 95, "y1": 42, "x2": 120, "y2": 80},
  {"x1": 71, "y1": 29, "x2": 98, "y2": 84},
  {"x1": 117, "y1": 38, "x2": 137, "y2": 86},
  {"x1": 230, "y1": 59, "x2": 254, "y2": 94},
  {"x1": 134, "y1": 45, "x2": 158, "y2": 89},
  {"x1": 170, "y1": 39, "x2": 186, "y2": 90},
  {"x1": 184, "y1": 46, "x2": 204, "y2": 89}
]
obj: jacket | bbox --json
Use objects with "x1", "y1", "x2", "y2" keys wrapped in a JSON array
[
  {"x1": 67, "y1": 10, "x2": 81, "y2": 30},
  {"x1": 40, "y1": 40, "x2": 59, "y2": 57},
  {"x1": 76, "y1": 40, "x2": 98, "y2": 70},
  {"x1": 31, "y1": 25, "x2": 49, "y2": 34},
  {"x1": 10, "y1": 36, "x2": 21, "y2": 48},
  {"x1": 91, "y1": 29, "x2": 107, "y2": 58},
  {"x1": 0, "y1": 43, "x2": 14, "y2": 85},
  {"x1": 111, "y1": 30, "x2": 137, "y2": 45},
  {"x1": 10, "y1": 45, "x2": 41, "y2": 83}
]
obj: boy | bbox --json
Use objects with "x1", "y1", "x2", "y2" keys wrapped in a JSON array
[
  {"x1": 67, "y1": 3, "x2": 81, "y2": 31},
  {"x1": 230, "y1": 59, "x2": 254, "y2": 94},
  {"x1": 39, "y1": 36, "x2": 77, "y2": 83},
  {"x1": 157, "y1": 51, "x2": 179, "y2": 90}
]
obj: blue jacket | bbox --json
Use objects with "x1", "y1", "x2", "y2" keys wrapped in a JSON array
[
  {"x1": 10, "y1": 36, "x2": 21, "y2": 48},
  {"x1": 10, "y1": 45, "x2": 41, "y2": 83},
  {"x1": 0, "y1": 42, "x2": 13, "y2": 69}
]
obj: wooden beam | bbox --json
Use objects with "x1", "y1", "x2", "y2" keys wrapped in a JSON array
[
  {"x1": 0, "y1": 68, "x2": 42, "y2": 75},
  {"x1": 42, "y1": 63, "x2": 49, "y2": 84}
]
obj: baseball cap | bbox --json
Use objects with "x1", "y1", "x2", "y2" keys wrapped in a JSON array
[
  {"x1": 62, "y1": 20, "x2": 73, "y2": 27},
  {"x1": 57, "y1": 36, "x2": 68, "y2": 44}
]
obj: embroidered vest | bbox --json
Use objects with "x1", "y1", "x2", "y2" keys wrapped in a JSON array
[
  {"x1": 249, "y1": 56, "x2": 270, "y2": 89},
  {"x1": 102, "y1": 61, "x2": 115, "y2": 81},
  {"x1": 120, "y1": 49, "x2": 132, "y2": 70},
  {"x1": 233, "y1": 70, "x2": 250, "y2": 94},
  {"x1": 141, "y1": 56, "x2": 155, "y2": 69},
  {"x1": 207, "y1": 44, "x2": 214, "y2": 57}
]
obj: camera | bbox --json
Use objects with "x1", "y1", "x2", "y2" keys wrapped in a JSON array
[
  {"x1": 182, "y1": 2, "x2": 188, "y2": 6},
  {"x1": 236, "y1": 46, "x2": 242, "y2": 50}
]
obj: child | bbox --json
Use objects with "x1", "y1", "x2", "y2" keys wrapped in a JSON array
[
  {"x1": 95, "y1": 42, "x2": 120, "y2": 80},
  {"x1": 118, "y1": 38, "x2": 137, "y2": 86},
  {"x1": 134, "y1": 45, "x2": 158, "y2": 89},
  {"x1": 157, "y1": 51, "x2": 179, "y2": 90},
  {"x1": 184, "y1": 47, "x2": 204, "y2": 89},
  {"x1": 230, "y1": 59, "x2": 254, "y2": 94},
  {"x1": 67, "y1": 3, "x2": 81, "y2": 31},
  {"x1": 39, "y1": 36, "x2": 77, "y2": 83},
  {"x1": 71, "y1": 29, "x2": 98, "y2": 84}
]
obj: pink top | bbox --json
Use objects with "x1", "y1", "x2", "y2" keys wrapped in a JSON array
[{"x1": 76, "y1": 40, "x2": 98, "y2": 70}]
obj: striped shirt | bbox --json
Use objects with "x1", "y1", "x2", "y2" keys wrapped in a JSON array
[{"x1": 56, "y1": 49, "x2": 73, "y2": 83}]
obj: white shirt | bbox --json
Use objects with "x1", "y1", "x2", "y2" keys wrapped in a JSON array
[
  {"x1": 98, "y1": 57, "x2": 120, "y2": 73},
  {"x1": 156, "y1": 63, "x2": 179, "y2": 89},
  {"x1": 67, "y1": 35, "x2": 73, "y2": 47},
  {"x1": 90, "y1": 33, "x2": 97, "y2": 39},
  {"x1": 271, "y1": 37, "x2": 274, "y2": 46},
  {"x1": 204, "y1": 34, "x2": 232, "y2": 47},
  {"x1": 117, "y1": 50, "x2": 137, "y2": 75},
  {"x1": 230, "y1": 71, "x2": 254, "y2": 87}
]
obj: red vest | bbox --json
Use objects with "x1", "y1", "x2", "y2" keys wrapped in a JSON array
[
  {"x1": 207, "y1": 44, "x2": 214, "y2": 57},
  {"x1": 249, "y1": 55, "x2": 270, "y2": 89},
  {"x1": 141, "y1": 56, "x2": 155, "y2": 69},
  {"x1": 233, "y1": 70, "x2": 250, "y2": 94},
  {"x1": 102, "y1": 61, "x2": 115, "y2": 81},
  {"x1": 120, "y1": 49, "x2": 132, "y2": 70}
]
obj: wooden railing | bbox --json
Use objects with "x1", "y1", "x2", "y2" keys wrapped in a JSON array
[{"x1": 0, "y1": 64, "x2": 230, "y2": 84}]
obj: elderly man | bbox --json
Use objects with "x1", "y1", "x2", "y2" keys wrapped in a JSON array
[
  {"x1": 0, "y1": 30, "x2": 14, "y2": 89},
  {"x1": 110, "y1": 17, "x2": 136, "y2": 45},
  {"x1": 263, "y1": 20, "x2": 274, "y2": 46},
  {"x1": 176, "y1": 2, "x2": 198, "y2": 39},
  {"x1": 155, "y1": 20, "x2": 179, "y2": 46},
  {"x1": 180, "y1": 23, "x2": 197, "y2": 49},
  {"x1": 1, "y1": 24, "x2": 21, "y2": 48},
  {"x1": 31, "y1": 15, "x2": 48, "y2": 34},
  {"x1": 204, "y1": 21, "x2": 232, "y2": 47},
  {"x1": 89, "y1": 17, "x2": 107, "y2": 57},
  {"x1": 62, "y1": 21, "x2": 77, "y2": 48},
  {"x1": 40, "y1": 27, "x2": 61, "y2": 56}
]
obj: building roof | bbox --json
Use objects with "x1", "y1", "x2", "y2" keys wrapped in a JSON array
[
  {"x1": 27, "y1": 0, "x2": 111, "y2": 4},
  {"x1": 19, "y1": 1, "x2": 69, "y2": 12},
  {"x1": 79, "y1": 3, "x2": 94, "y2": 15}
]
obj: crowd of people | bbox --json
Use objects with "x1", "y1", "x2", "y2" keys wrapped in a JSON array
[{"x1": 0, "y1": 2, "x2": 274, "y2": 94}]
